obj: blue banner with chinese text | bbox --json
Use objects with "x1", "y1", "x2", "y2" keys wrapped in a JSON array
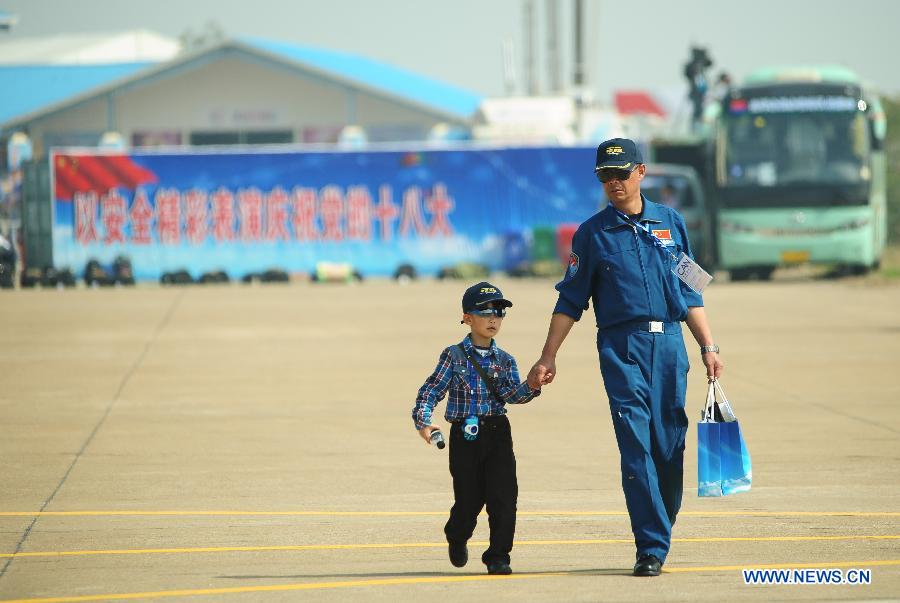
[{"x1": 51, "y1": 145, "x2": 601, "y2": 280}]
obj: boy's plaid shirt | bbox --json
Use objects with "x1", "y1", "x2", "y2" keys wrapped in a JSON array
[{"x1": 412, "y1": 335, "x2": 540, "y2": 430}]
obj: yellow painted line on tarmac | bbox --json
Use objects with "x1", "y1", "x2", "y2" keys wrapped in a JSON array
[
  {"x1": 4, "y1": 535, "x2": 898, "y2": 559},
  {"x1": 571, "y1": 511, "x2": 900, "y2": 517},
  {"x1": 665, "y1": 558, "x2": 900, "y2": 573},
  {"x1": 2, "y1": 561, "x2": 899, "y2": 603},
  {"x1": 1, "y1": 510, "x2": 898, "y2": 517},
  {"x1": 0, "y1": 511, "x2": 448, "y2": 517},
  {"x1": 0, "y1": 573, "x2": 565, "y2": 603},
  {"x1": 674, "y1": 534, "x2": 900, "y2": 543}
]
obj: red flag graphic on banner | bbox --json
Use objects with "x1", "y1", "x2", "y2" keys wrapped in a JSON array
[{"x1": 54, "y1": 154, "x2": 158, "y2": 201}]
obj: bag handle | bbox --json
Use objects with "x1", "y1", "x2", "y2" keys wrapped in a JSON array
[
  {"x1": 700, "y1": 381, "x2": 716, "y2": 422},
  {"x1": 712, "y1": 379, "x2": 738, "y2": 422}
]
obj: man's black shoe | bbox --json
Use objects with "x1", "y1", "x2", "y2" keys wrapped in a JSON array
[
  {"x1": 448, "y1": 541, "x2": 468, "y2": 567},
  {"x1": 633, "y1": 554, "x2": 662, "y2": 577},
  {"x1": 487, "y1": 562, "x2": 512, "y2": 575}
]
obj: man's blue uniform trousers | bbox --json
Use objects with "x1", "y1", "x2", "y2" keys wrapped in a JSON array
[{"x1": 597, "y1": 320, "x2": 689, "y2": 563}]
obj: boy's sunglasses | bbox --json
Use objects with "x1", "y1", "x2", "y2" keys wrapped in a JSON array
[
  {"x1": 469, "y1": 307, "x2": 507, "y2": 318},
  {"x1": 595, "y1": 167, "x2": 636, "y2": 183}
]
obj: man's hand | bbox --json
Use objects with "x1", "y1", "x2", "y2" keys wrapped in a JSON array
[
  {"x1": 527, "y1": 357, "x2": 557, "y2": 389},
  {"x1": 702, "y1": 351, "x2": 723, "y2": 381},
  {"x1": 529, "y1": 313, "x2": 574, "y2": 389},
  {"x1": 418, "y1": 425, "x2": 441, "y2": 444}
]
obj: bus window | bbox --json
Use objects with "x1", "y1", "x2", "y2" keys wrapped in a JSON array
[
  {"x1": 724, "y1": 114, "x2": 778, "y2": 185},
  {"x1": 725, "y1": 110, "x2": 867, "y2": 186},
  {"x1": 643, "y1": 176, "x2": 695, "y2": 209},
  {"x1": 781, "y1": 118, "x2": 826, "y2": 183},
  {"x1": 824, "y1": 113, "x2": 868, "y2": 182}
]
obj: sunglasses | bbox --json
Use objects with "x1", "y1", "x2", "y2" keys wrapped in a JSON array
[
  {"x1": 596, "y1": 167, "x2": 636, "y2": 183},
  {"x1": 468, "y1": 307, "x2": 507, "y2": 318}
]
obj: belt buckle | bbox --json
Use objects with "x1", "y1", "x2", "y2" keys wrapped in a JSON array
[{"x1": 649, "y1": 321, "x2": 664, "y2": 333}]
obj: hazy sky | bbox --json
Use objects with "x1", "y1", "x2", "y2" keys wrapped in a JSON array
[{"x1": 2, "y1": 0, "x2": 899, "y2": 105}]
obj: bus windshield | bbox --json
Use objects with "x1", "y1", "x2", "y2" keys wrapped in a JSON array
[{"x1": 722, "y1": 102, "x2": 870, "y2": 188}]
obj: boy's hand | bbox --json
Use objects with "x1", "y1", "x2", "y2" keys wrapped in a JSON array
[
  {"x1": 527, "y1": 357, "x2": 556, "y2": 389},
  {"x1": 418, "y1": 425, "x2": 441, "y2": 444}
]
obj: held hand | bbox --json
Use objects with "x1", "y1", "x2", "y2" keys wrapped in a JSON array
[
  {"x1": 702, "y1": 351, "x2": 723, "y2": 381},
  {"x1": 418, "y1": 425, "x2": 440, "y2": 444},
  {"x1": 527, "y1": 357, "x2": 556, "y2": 389}
]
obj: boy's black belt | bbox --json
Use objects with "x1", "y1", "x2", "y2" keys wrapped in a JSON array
[{"x1": 450, "y1": 414, "x2": 508, "y2": 424}]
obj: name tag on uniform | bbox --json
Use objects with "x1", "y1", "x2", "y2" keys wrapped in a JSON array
[{"x1": 672, "y1": 252, "x2": 712, "y2": 293}]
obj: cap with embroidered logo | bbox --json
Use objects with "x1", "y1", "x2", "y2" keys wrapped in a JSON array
[
  {"x1": 461, "y1": 281, "x2": 513, "y2": 313},
  {"x1": 595, "y1": 138, "x2": 644, "y2": 171}
]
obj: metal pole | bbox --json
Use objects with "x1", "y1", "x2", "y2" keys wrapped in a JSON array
[
  {"x1": 573, "y1": 0, "x2": 584, "y2": 89},
  {"x1": 502, "y1": 39, "x2": 517, "y2": 96},
  {"x1": 547, "y1": 0, "x2": 561, "y2": 94},
  {"x1": 524, "y1": 0, "x2": 537, "y2": 96}
]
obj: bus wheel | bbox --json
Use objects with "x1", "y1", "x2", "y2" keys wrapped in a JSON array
[
  {"x1": 757, "y1": 266, "x2": 775, "y2": 280},
  {"x1": 828, "y1": 264, "x2": 870, "y2": 278},
  {"x1": 729, "y1": 268, "x2": 754, "y2": 282},
  {"x1": 729, "y1": 266, "x2": 773, "y2": 281}
]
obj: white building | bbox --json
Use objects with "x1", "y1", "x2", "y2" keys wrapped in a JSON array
[{"x1": 0, "y1": 32, "x2": 483, "y2": 158}]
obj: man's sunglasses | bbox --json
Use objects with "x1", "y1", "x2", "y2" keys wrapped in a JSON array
[
  {"x1": 468, "y1": 307, "x2": 507, "y2": 318},
  {"x1": 595, "y1": 167, "x2": 636, "y2": 183}
]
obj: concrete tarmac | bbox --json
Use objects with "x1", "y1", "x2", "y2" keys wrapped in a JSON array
[{"x1": 0, "y1": 276, "x2": 898, "y2": 602}]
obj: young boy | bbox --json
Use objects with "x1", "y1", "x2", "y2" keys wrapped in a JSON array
[{"x1": 411, "y1": 281, "x2": 540, "y2": 575}]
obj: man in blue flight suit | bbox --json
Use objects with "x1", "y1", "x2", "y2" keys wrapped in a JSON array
[{"x1": 527, "y1": 138, "x2": 723, "y2": 577}]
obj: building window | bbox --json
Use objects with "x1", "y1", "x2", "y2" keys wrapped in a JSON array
[
  {"x1": 189, "y1": 130, "x2": 293, "y2": 146},
  {"x1": 132, "y1": 131, "x2": 183, "y2": 147}
]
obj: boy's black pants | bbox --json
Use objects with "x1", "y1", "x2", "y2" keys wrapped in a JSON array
[{"x1": 444, "y1": 414, "x2": 517, "y2": 566}]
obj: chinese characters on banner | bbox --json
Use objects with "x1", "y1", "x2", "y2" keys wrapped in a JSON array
[
  {"x1": 51, "y1": 146, "x2": 601, "y2": 280},
  {"x1": 74, "y1": 183, "x2": 456, "y2": 246}
]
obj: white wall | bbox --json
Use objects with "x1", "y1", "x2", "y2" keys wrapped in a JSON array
[{"x1": 27, "y1": 52, "x2": 460, "y2": 153}]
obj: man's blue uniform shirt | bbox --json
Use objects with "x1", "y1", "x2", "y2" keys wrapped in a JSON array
[
  {"x1": 554, "y1": 196, "x2": 704, "y2": 329},
  {"x1": 412, "y1": 334, "x2": 539, "y2": 430}
]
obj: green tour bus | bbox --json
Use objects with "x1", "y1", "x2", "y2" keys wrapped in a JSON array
[{"x1": 707, "y1": 65, "x2": 887, "y2": 280}]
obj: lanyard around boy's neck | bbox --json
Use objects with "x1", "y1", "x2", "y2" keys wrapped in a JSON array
[
  {"x1": 458, "y1": 342, "x2": 501, "y2": 415},
  {"x1": 614, "y1": 207, "x2": 678, "y2": 261}
]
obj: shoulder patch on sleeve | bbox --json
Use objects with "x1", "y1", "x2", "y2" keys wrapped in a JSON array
[{"x1": 568, "y1": 252, "x2": 579, "y2": 277}]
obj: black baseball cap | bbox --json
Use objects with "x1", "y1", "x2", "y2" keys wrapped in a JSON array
[
  {"x1": 461, "y1": 281, "x2": 513, "y2": 313},
  {"x1": 595, "y1": 138, "x2": 643, "y2": 171}
]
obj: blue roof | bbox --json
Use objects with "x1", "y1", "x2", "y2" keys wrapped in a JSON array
[
  {"x1": 240, "y1": 37, "x2": 483, "y2": 119},
  {"x1": 0, "y1": 63, "x2": 153, "y2": 126},
  {"x1": 0, "y1": 37, "x2": 483, "y2": 128}
]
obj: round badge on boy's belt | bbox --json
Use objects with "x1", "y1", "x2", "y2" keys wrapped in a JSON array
[{"x1": 463, "y1": 415, "x2": 479, "y2": 441}]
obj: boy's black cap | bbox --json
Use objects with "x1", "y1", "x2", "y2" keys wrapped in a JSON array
[
  {"x1": 461, "y1": 281, "x2": 513, "y2": 313},
  {"x1": 595, "y1": 138, "x2": 643, "y2": 171}
]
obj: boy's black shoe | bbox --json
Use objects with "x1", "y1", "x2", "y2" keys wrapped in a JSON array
[
  {"x1": 448, "y1": 541, "x2": 468, "y2": 567},
  {"x1": 487, "y1": 562, "x2": 512, "y2": 575},
  {"x1": 633, "y1": 554, "x2": 662, "y2": 577}
]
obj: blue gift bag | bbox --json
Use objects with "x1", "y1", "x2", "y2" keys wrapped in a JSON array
[
  {"x1": 697, "y1": 420, "x2": 724, "y2": 497},
  {"x1": 697, "y1": 380, "x2": 752, "y2": 497}
]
